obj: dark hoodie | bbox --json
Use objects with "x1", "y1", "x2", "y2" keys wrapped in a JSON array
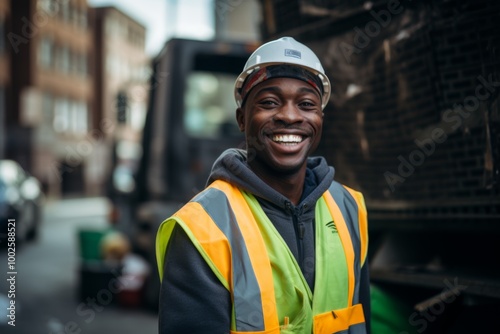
[{"x1": 159, "y1": 149, "x2": 370, "y2": 334}]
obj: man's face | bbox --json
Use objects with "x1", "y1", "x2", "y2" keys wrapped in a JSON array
[{"x1": 236, "y1": 77, "x2": 324, "y2": 175}]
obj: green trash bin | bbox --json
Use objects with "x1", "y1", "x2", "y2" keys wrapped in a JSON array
[
  {"x1": 78, "y1": 229, "x2": 111, "y2": 261},
  {"x1": 371, "y1": 283, "x2": 417, "y2": 334}
]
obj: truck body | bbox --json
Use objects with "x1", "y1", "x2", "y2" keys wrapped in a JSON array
[{"x1": 257, "y1": 0, "x2": 500, "y2": 332}]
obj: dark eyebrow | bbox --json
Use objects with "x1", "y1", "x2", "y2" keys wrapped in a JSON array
[
  {"x1": 298, "y1": 86, "x2": 321, "y2": 98},
  {"x1": 254, "y1": 85, "x2": 320, "y2": 98},
  {"x1": 254, "y1": 86, "x2": 282, "y2": 96}
]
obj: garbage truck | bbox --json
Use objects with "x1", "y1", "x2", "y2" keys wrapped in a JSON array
[{"x1": 255, "y1": 0, "x2": 500, "y2": 332}]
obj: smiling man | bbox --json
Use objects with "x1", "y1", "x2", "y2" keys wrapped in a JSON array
[{"x1": 156, "y1": 37, "x2": 370, "y2": 334}]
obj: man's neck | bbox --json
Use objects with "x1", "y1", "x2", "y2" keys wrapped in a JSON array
[{"x1": 249, "y1": 163, "x2": 306, "y2": 206}]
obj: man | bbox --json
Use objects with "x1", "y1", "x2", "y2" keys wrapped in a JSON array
[{"x1": 156, "y1": 37, "x2": 370, "y2": 333}]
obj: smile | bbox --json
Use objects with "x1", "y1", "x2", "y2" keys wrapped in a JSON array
[{"x1": 271, "y1": 134, "x2": 304, "y2": 145}]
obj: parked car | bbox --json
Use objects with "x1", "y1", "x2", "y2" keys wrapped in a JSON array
[{"x1": 0, "y1": 160, "x2": 43, "y2": 245}]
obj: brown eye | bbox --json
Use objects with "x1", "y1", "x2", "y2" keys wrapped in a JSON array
[
  {"x1": 299, "y1": 100, "x2": 318, "y2": 110},
  {"x1": 259, "y1": 99, "x2": 278, "y2": 108}
]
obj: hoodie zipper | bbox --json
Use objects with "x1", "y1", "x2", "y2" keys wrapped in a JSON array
[{"x1": 287, "y1": 201, "x2": 305, "y2": 272}]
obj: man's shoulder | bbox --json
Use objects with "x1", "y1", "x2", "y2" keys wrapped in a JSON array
[
  {"x1": 327, "y1": 179, "x2": 355, "y2": 191},
  {"x1": 177, "y1": 180, "x2": 240, "y2": 211},
  {"x1": 326, "y1": 180, "x2": 365, "y2": 200}
]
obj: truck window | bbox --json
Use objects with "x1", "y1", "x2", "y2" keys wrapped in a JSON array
[{"x1": 184, "y1": 71, "x2": 240, "y2": 138}]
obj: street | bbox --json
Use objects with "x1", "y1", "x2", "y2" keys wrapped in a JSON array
[{"x1": 0, "y1": 197, "x2": 157, "y2": 334}]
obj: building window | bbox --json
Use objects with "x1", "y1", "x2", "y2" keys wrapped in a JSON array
[
  {"x1": 52, "y1": 45, "x2": 88, "y2": 77},
  {"x1": 125, "y1": 26, "x2": 144, "y2": 48},
  {"x1": 39, "y1": 37, "x2": 53, "y2": 68},
  {"x1": 61, "y1": 0, "x2": 70, "y2": 22},
  {"x1": 78, "y1": 53, "x2": 88, "y2": 77},
  {"x1": 75, "y1": 102, "x2": 88, "y2": 134},
  {"x1": 106, "y1": 54, "x2": 122, "y2": 77},
  {"x1": 72, "y1": 51, "x2": 80, "y2": 76},
  {"x1": 53, "y1": 98, "x2": 88, "y2": 134},
  {"x1": 54, "y1": 45, "x2": 61, "y2": 71},
  {"x1": 60, "y1": 46, "x2": 70, "y2": 73},
  {"x1": 128, "y1": 26, "x2": 135, "y2": 45},
  {"x1": 106, "y1": 54, "x2": 114, "y2": 75},
  {"x1": 54, "y1": 98, "x2": 70, "y2": 132},
  {"x1": 108, "y1": 15, "x2": 128, "y2": 40},
  {"x1": 38, "y1": 0, "x2": 58, "y2": 16},
  {"x1": 118, "y1": 16, "x2": 127, "y2": 39},
  {"x1": 71, "y1": 5, "x2": 78, "y2": 27},
  {"x1": 105, "y1": 15, "x2": 118, "y2": 37},
  {"x1": 42, "y1": 92, "x2": 54, "y2": 126},
  {"x1": 57, "y1": 49, "x2": 88, "y2": 77},
  {"x1": 79, "y1": 7, "x2": 88, "y2": 29},
  {"x1": 122, "y1": 59, "x2": 130, "y2": 81},
  {"x1": 129, "y1": 100, "x2": 146, "y2": 131}
]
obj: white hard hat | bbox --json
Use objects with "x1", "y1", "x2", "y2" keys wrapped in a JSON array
[{"x1": 234, "y1": 36, "x2": 331, "y2": 109}]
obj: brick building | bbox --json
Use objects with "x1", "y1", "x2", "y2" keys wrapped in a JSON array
[
  {"x1": 5, "y1": 0, "x2": 92, "y2": 197},
  {"x1": 1, "y1": 0, "x2": 148, "y2": 198}
]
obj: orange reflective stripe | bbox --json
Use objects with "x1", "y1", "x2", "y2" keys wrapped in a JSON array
[
  {"x1": 174, "y1": 201, "x2": 232, "y2": 288},
  {"x1": 344, "y1": 187, "x2": 368, "y2": 267},
  {"x1": 323, "y1": 191, "x2": 355, "y2": 307},
  {"x1": 211, "y1": 181, "x2": 280, "y2": 332},
  {"x1": 313, "y1": 304, "x2": 365, "y2": 334}
]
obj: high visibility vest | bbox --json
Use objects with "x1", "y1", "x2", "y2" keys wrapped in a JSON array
[{"x1": 156, "y1": 180, "x2": 368, "y2": 334}]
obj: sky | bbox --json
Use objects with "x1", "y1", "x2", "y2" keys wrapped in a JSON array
[{"x1": 88, "y1": 0, "x2": 215, "y2": 56}]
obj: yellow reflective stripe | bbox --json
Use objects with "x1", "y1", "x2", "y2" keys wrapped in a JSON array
[
  {"x1": 156, "y1": 218, "x2": 175, "y2": 281},
  {"x1": 174, "y1": 201, "x2": 232, "y2": 288},
  {"x1": 323, "y1": 191, "x2": 355, "y2": 307},
  {"x1": 313, "y1": 304, "x2": 365, "y2": 334},
  {"x1": 344, "y1": 187, "x2": 369, "y2": 267},
  {"x1": 211, "y1": 181, "x2": 280, "y2": 332},
  {"x1": 156, "y1": 202, "x2": 232, "y2": 289}
]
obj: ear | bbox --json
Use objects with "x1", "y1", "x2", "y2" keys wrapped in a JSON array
[{"x1": 236, "y1": 107, "x2": 245, "y2": 132}]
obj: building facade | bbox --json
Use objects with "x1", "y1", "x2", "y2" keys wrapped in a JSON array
[
  {"x1": 8, "y1": 0, "x2": 93, "y2": 197},
  {"x1": 3, "y1": 0, "x2": 148, "y2": 198}
]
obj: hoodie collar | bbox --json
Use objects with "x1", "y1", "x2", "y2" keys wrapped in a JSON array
[{"x1": 207, "y1": 148, "x2": 335, "y2": 212}]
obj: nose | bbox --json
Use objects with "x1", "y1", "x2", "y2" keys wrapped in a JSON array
[{"x1": 273, "y1": 102, "x2": 304, "y2": 125}]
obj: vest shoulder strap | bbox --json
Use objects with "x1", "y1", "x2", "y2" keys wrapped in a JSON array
[{"x1": 326, "y1": 181, "x2": 368, "y2": 267}]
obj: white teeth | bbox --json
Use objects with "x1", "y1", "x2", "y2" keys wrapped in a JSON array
[{"x1": 272, "y1": 134, "x2": 303, "y2": 144}]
